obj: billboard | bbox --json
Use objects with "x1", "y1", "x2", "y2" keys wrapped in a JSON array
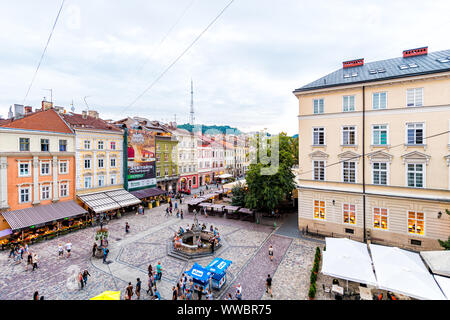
[{"x1": 127, "y1": 129, "x2": 156, "y2": 190}]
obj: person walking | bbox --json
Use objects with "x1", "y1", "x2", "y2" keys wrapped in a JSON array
[
  {"x1": 268, "y1": 245, "x2": 274, "y2": 261},
  {"x1": 58, "y1": 244, "x2": 64, "y2": 259},
  {"x1": 26, "y1": 251, "x2": 33, "y2": 271},
  {"x1": 156, "y1": 261, "x2": 162, "y2": 281},
  {"x1": 78, "y1": 271, "x2": 84, "y2": 290},
  {"x1": 102, "y1": 247, "x2": 109, "y2": 264},
  {"x1": 266, "y1": 274, "x2": 273, "y2": 297},
  {"x1": 8, "y1": 245, "x2": 15, "y2": 259},
  {"x1": 235, "y1": 284, "x2": 242, "y2": 300},
  {"x1": 224, "y1": 293, "x2": 233, "y2": 300},
  {"x1": 125, "y1": 222, "x2": 130, "y2": 234},
  {"x1": 65, "y1": 241, "x2": 72, "y2": 258},
  {"x1": 136, "y1": 278, "x2": 142, "y2": 300},
  {"x1": 154, "y1": 285, "x2": 161, "y2": 300},
  {"x1": 198, "y1": 286, "x2": 203, "y2": 300},
  {"x1": 176, "y1": 209, "x2": 180, "y2": 218},
  {"x1": 148, "y1": 264, "x2": 153, "y2": 277},
  {"x1": 172, "y1": 286, "x2": 177, "y2": 300},
  {"x1": 32, "y1": 253, "x2": 38, "y2": 271},
  {"x1": 92, "y1": 243, "x2": 98, "y2": 257},
  {"x1": 180, "y1": 209, "x2": 184, "y2": 219},
  {"x1": 165, "y1": 207, "x2": 170, "y2": 218},
  {"x1": 125, "y1": 282, "x2": 133, "y2": 300},
  {"x1": 83, "y1": 269, "x2": 91, "y2": 286},
  {"x1": 33, "y1": 291, "x2": 39, "y2": 300},
  {"x1": 147, "y1": 273, "x2": 154, "y2": 296}
]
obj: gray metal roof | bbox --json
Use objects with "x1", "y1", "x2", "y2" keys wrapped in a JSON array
[{"x1": 294, "y1": 49, "x2": 450, "y2": 93}]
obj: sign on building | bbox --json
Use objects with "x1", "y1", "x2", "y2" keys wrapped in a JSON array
[{"x1": 127, "y1": 129, "x2": 156, "y2": 190}]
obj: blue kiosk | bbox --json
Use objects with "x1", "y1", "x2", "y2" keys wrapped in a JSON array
[
  {"x1": 205, "y1": 257, "x2": 232, "y2": 290},
  {"x1": 185, "y1": 262, "x2": 212, "y2": 293}
]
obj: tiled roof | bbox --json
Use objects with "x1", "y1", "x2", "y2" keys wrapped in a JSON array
[
  {"x1": 294, "y1": 49, "x2": 450, "y2": 93},
  {"x1": 0, "y1": 108, "x2": 73, "y2": 134},
  {"x1": 61, "y1": 112, "x2": 122, "y2": 132}
]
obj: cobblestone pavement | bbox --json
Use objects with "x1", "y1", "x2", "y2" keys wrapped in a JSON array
[{"x1": 0, "y1": 191, "x2": 325, "y2": 300}]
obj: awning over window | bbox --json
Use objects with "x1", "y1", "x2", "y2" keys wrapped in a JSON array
[
  {"x1": 78, "y1": 189, "x2": 141, "y2": 213},
  {"x1": 1, "y1": 200, "x2": 87, "y2": 232},
  {"x1": 130, "y1": 187, "x2": 167, "y2": 199}
]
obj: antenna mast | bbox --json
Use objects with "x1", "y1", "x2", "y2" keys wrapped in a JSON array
[{"x1": 189, "y1": 79, "x2": 195, "y2": 125}]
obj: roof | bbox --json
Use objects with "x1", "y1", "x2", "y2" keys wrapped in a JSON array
[
  {"x1": 0, "y1": 108, "x2": 73, "y2": 134},
  {"x1": 294, "y1": 49, "x2": 450, "y2": 93},
  {"x1": 61, "y1": 112, "x2": 122, "y2": 133}
]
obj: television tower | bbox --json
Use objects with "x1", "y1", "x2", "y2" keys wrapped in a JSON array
[{"x1": 189, "y1": 79, "x2": 195, "y2": 125}]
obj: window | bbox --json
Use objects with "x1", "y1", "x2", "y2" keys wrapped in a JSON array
[
  {"x1": 164, "y1": 153, "x2": 169, "y2": 161},
  {"x1": 98, "y1": 158, "x2": 104, "y2": 169},
  {"x1": 156, "y1": 169, "x2": 160, "y2": 177},
  {"x1": 84, "y1": 158, "x2": 91, "y2": 169},
  {"x1": 373, "y1": 162, "x2": 388, "y2": 185},
  {"x1": 156, "y1": 154, "x2": 160, "y2": 162},
  {"x1": 407, "y1": 123, "x2": 424, "y2": 145},
  {"x1": 165, "y1": 144, "x2": 169, "y2": 151},
  {"x1": 343, "y1": 204, "x2": 356, "y2": 224},
  {"x1": 110, "y1": 157, "x2": 116, "y2": 168},
  {"x1": 407, "y1": 163, "x2": 424, "y2": 188},
  {"x1": 373, "y1": 125, "x2": 388, "y2": 145},
  {"x1": 342, "y1": 126, "x2": 356, "y2": 145},
  {"x1": 408, "y1": 211, "x2": 424, "y2": 235},
  {"x1": 313, "y1": 99, "x2": 324, "y2": 114},
  {"x1": 373, "y1": 92, "x2": 387, "y2": 110},
  {"x1": 156, "y1": 144, "x2": 161, "y2": 152},
  {"x1": 110, "y1": 174, "x2": 117, "y2": 185},
  {"x1": 313, "y1": 160, "x2": 325, "y2": 181},
  {"x1": 165, "y1": 167, "x2": 169, "y2": 176},
  {"x1": 19, "y1": 162, "x2": 30, "y2": 177},
  {"x1": 59, "y1": 183, "x2": 68, "y2": 197},
  {"x1": 59, "y1": 140, "x2": 67, "y2": 152},
  {"x1": 98, "y1": 141, "x2": 104, "y2": 150},
  {"x1": 19, "y1": 187, "x2": 31, "y2": 203},
  {"x1": 373, "y1": 208, "x2": 388, "y2": 230},
  {"x1": 343, "y1": 95, "x2": 355, "y2": 112},
  {"x1": 98, "y1": 175, "x2": 105, "y2": 187},
  {"x1": 40, "y1": 162, "x2": 50, "y2": 176},
  {"x1": 84, "y1": 177, "x2": 92, "y2": 189},
  {"x1": 84, "y1": 140, "x2": 91, "y2": 149},
  {"x1": 313, "y1": 127, "x2": 325, "y2": 145},
  {"x1": 110, "y1": 141, "x2": 116, "y2": 150},
  {"x1": 20, "y1": 138, "x2": 30, "y2": 151},
  {"x1": 407, "y1": 88, "x2": 423, "y2": 107},
  {"x1": 343, "y1": 161, "x2": 356, "y2": 183},
  {"x1": 41, "y1": 185, "x2": 51, "y2": 200},
  {"x1": 193, "y1": 176, "x2": 196, "y2": 185},
  {"x1": 59, "y1": 161, "x2": 68, "y2": 174},
  {"x1": 41, "y1": 139, "x2": 49, "y2": 152},
  {"x1": 314, "y1": 200, "x2": 325, "y2": 220}
]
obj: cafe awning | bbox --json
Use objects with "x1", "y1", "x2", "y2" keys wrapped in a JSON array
[
  {"x1": 210, "y1": 204, "x2": 225, "y2": 210},
  {"x1": 216, "y1": 174, "x2": 232, "y2": 179},
  {"x1": 130, "y1": 187, "x2": 167, "y2": 199},
  {"x1": 239, "y1": 208, "x2": 253, "y2": 215},
  {"x1": 78, "y1": 189, "x2": 140, "y2": 213},
  {"x1": 223, "y1": 206, "x2": 240, "y2": 212},
  {"x1": 1, "y1": 200, "x2": 87, "y2": 232},
  {"x1": 370, "y1": 244, "x2": 447, "y2": 300},
  {"x1": 321, "y1": 238, "x2": 377, "y2": 286}
]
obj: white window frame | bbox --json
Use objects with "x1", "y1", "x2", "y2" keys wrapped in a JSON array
[
  {"x1": 98, "y1": 140, "x2": 104, "y2": 150},
  {"x1": 59, "y1": 160, "x2": 68, "y2": 175},
  {"x1": 406, "y1": 88, "x2": 424, "y2": 107},
  {"x1": 342, "y1": 203, "x2": 356, "y2": 225},
  {"x1": 40, "y1": 184, "x2": 51, "y2": 200},
  {"x1": 372, "y1": 162, "x2": 389, "y2": 186},
  {"x1": 372, "y1": 124, "x2": 389, "y2": 145},
  {"x1": 110, "y1": 157, "x2": 117, "y2": 168},
  {"x1": 342, "y1": 161, "x2": 356, "y2": 183},
  {"x1": 372, "y1": 92, "x2": 387, "y2": 110},
  {"x1": 312, "y1": 127, "x2": 325, "y2": 146},
  {"x1": 98, "y1": 175, "x2": 105, "y2": 187},
  {"x1": 406, "y1": 162, "x2": 426, "y2": 188},
  {"x1": 59, "y1": 182, "x2": 69, "y2": 198},
  {"x1": 342, "y1": 125, "x2": 356, "y2": 146},
  {"x1": 312, "y1": 160, "x2": 326, "y2": 181},
  {"x1": 156, "y1": 169, "x2": 161, "y2": 177},
  {"x1": 18, "y1": 161, "x2": 31, "y2": 177},
  {"x1": 407, "y1": 210, "x2": 426, "y2": 236},
  {"x1": 84, "y1": 158, "x2": 91, "y2": 170},
  {"x1": 313, "y1": 199, "x2": 326, "y2": 221},
  {"x1": 110, "y1": 141, "x2": 116, "y2": 150},
  {"x1": 373, "y1": 207, "x2": 389, "y2": 231},
  {"x1": 40, "y1": 161, "x2": 51, "y2": 176},
  {"x1": 406, "y1": 122, "x2": 425, "y2": 145},
  {"x1": 59, "y1": 139, "x2": 67, "y2": 152},
  {"x1": 84, "y1": 176, "x2": 92, "y2": 189},
  {"x1": 343, "y1": 95, "x2": 355, "y2": 112},
  {"x1": 40, "y1": 138, "x2": 50, "y2": 152},
  {"x1": 313, "y1": 98, "x2": 324, "y2": 114},
  {"x1": 98, "y1": 158, "x2": 105, "y2": 169},
  {"x1": 84, "y1": 140, "x2": 91, "y2": 150},
  {"x1": 110, "y1": 174, "x2": 117, "y2": 185},
  {"x1": 19, "y1": 137, "x2": 30, "y2": 152},
  {"x1": 18, "y1": 186, "x2": 31, "y2": 204}
]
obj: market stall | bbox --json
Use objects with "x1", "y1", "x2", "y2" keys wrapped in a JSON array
[
  {"x1": 210, "y1": 204, "x2": 225, "y2": 216},
  {"x1": 238, "y1": 208, "x2": 255, "y2": 222},
  {"x1": 205, "y1": 257, "x2": 232, "y2": 290},
  {"x1": 130, "y1": 187, "x2": 167, "y2": 208},
  {"x1": 223, "y1": 206, "x2": 241, "y2": 219},
  {"x1": 185, "y1": 262, "x2": 212, "y2": 293}
]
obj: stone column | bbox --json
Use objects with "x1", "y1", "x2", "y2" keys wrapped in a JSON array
[
  {"x1": 0, "y1": 157, "x2": 8, "y2": 209},
  {"x1": 32, "y1": 156, "x2": 40, "y2": 205}
]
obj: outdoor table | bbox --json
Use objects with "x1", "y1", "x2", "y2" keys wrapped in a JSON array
[
  {"x1": 359, "y1": 286, "x2": 372, "y2": 300},
  {"x1": 332, "y1": 284, "x2": 344, "y2": 296}
]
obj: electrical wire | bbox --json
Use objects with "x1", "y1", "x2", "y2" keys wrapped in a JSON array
[
  {"x1": 123, "y1": 0, "x2": 235, "y2": 112},
  {"x1": 22, "y1": 0, "x2": 66, "y2": 105}
]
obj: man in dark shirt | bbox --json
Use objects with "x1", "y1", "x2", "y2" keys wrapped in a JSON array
[
  {"x1": 126, "y1": 282, "x2": 133, "y2": 300},
  {"x1": 266, "y1": 274, "x2": 273, "y2": 297},
  {"x1": 136, "y1": 278, "x2": 141, "y2": 300}
]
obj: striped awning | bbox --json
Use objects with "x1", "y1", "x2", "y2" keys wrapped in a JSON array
[
  {"x1": 78, "y1": 189, "x2": 141, "y2": 213},
  {"x1": 1, "y1": 200, "x2": 87, "y2": 232}
]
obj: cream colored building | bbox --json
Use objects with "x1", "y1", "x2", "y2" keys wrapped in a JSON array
[{"x1": 294, "y1": 47, "x2": 450, "y2": 251}]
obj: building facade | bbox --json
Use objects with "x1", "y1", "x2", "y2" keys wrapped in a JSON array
[
  {"x1": 155, "y1": 131, "x2": 179, "y2": 192},
  {"x1": 294, "y1": 47, "x2": 450, "y2": 251}
]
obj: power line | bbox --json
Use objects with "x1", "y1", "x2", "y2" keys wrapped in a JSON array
[
  {"x1": 23, "y1": 0, "x2": 66, "y2": 105},
  {"x1": 123, "y1": 0, "x2": 235, "y2": 112},
  {"x1": 297, "y1": 130, "x2": 450, "y2": 178}
]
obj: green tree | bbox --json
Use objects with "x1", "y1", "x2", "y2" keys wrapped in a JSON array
[{"x1": 231, "y1": 183, "x2": 246, "y2": 207}]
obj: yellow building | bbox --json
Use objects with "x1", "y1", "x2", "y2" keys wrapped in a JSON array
[{"x1": 293, "y1": 47, "x2": 450, "y2": 251}]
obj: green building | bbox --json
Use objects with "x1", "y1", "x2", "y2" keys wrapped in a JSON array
[{"x1": 155, "y1": 126, "x2": 179, "y2": 192}]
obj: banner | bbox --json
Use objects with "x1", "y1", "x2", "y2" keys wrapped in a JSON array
[{"x1": 127, "y1": 129, "x2": 156, "y2": 190}]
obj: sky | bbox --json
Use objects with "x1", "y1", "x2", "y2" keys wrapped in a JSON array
[{"x1": 0, "y1": 0, "x2": 449, "y2": 135}]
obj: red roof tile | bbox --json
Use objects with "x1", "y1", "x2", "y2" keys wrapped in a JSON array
[
  {"x1": 0, "y1": 109, "x2": 73, "y2": 133},
  {"x1": 61, "y1": 112, "x2": 122, "y2": 132}
]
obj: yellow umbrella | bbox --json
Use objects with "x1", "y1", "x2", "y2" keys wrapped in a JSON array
[{"x1": 90, "y1": 291, "x2": 121, "y2": 300}]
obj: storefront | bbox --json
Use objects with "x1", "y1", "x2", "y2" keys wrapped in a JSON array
[
  {"x1": 0, "y1": 200, "x2": 88, "y2": 248},
  {"x1": 130, "y1": 187, "x2": 168, "y2": 208}
]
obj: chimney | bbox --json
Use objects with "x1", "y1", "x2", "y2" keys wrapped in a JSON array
[
  {"x1": 41, "y1": 100, "x2": 53, "y2": 111},
  {"x1": 14, "y1": 104, "x2": 25, "y2": 118},
  {"x1": 343, "y1": 58, "x2": 364, "y2": 69},
  {"x1": 403, "y1": 46, "x2": 428, "y2": 58},
  {"x1": 82, "y1": 110, "x2": 88, "y2": 119},
  {"x1": 87, "y1": 110, "x2": 99, "y2": 119},
  {"x1": 24, "y1": 106, "x2": 33, "y2": 114}
]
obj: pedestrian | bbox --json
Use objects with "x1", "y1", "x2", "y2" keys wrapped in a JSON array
[
  {"x1": 204, "y1": 207, "x2": 208, "y2": 218},
  {"x1": 205, "y1": 288, "x2": 213, "y2": 300},
  {"x1": 78, "y1": 271, "x2": 84, "y2": 290},
  {"x1": 266, "y1": 274, "x2": 273, "y2": 297},
  {"x1": 174, "y1": 201, "x2": 178, "y2": 210},
  {"x1": 210, "y1": 225, "x2": 214, "y2": 232},
  {"x1": 65, "y1": 241, "x2": 72, "y2": 258},
  {"x1": 156, "y1": 261, "x2": 162, "y2": 281},
  {"x1": 19, "y1": 245, "x2": 24, "y2": 260},
  {"x1": 92, "y1": 243, "x2": 98, "y2": 257},
  {"x1": 32, "y1": 253, "x2": 38, "y2": 271},
  {"x1": 148, "y1": 264, "x2": 153, "y2": 276},
  {"x1": 198, "y1": 286, "x2": 203, "y2": 300},
  {"x1": 165, "y1": 207, "x2": 170, "y2": 218},
  {"x1": 33, "y1": 291, "x2": 39, "y2": 300},
  {"x1": 136, "y1": 278, "x2": 141, "y2": 300},
  {"x1": 125, "y1": 222, "x2": 130, "y2": 234},
  {"x1": 125, "y1": 282, "x2": 133, "y2": 300},
  {"x1": 58, "y1": 244, "x2": 64, "y2": 258},
  {"x1": 147, "y1": 274, "x2": 154, "y2": 296},
  {"x1": 186, "y1": 289, "x2": 192, "y2": 300},
  {"x1": 26, "y1": 251, "x2": 33, "y2": 271},
  {"x1": 180, "y1": 198, "x2": 182, "y2": 205},
  {"x1": 224, "y1": 293, "x2": 232, "y2": 300},
  {"x1": 169, "y1": 206, "x2": 173, "y2": 215},
  {"x1": 83, "y1": 269, "x2": 91, "y2": 286},
  {"x1": 180, "y1": 209, "x2": 184, "y2": 219},
  {"x1": 268, "y1": 245, "x2": 274, "y2": 261},
  {"x1": 210, "y1": 237, "x2": 215, "y2": 253},
  {"x1": 102, "y1": 247, "x2": 109, "y2": 264},
  {"x1": 235, "y1": 284, "x2": 242, "y2": 300},
  {"x1": 8, "y1": 245, "x2": 15, "y2": 259},
  {"x1": 172, "y1": 286, "x2": 177, "y2": 300},
  {"x1": 154, "y1": 285, "x2": 161, "y2": 300},
  {"x1": 176, "y1": 209, "x2": 180, "y2": 218}
]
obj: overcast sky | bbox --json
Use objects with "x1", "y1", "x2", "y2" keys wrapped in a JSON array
[{"x1": 0, "y1": 0, "x2": 449, "y2": 135}]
